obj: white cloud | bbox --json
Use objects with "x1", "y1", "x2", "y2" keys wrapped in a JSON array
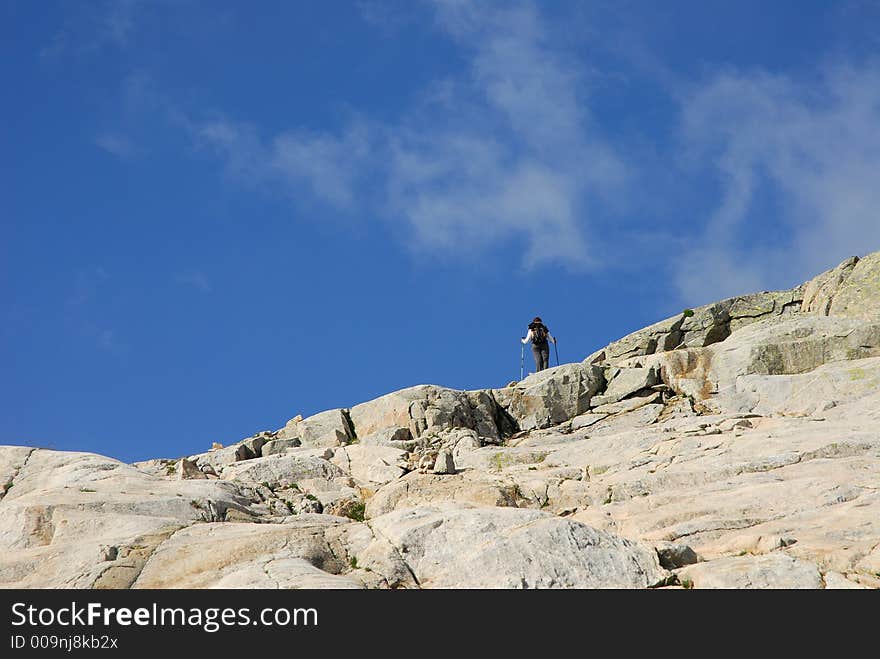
[
  {"x1": 676, "y1": 63, "x2": 880, "y2": 303},
  {"x1": 386, "y1": 130, "x2": 592, "y2": 266},
  {"x1": 103, "y1": 0, "x2": 140, "y2": 46},
  {"x1": 41, "y1": 0, "x2": 142, "y2": 57},
  {"x1": 196, "y1": 120, "x2": 268, "y2": 185},
  {"x1": 378, "y1": 0, "x2": 627, "y2": 268},
  {"x1": 271, "y1": 125, "x2": 373, "y2": 209},
  {"x1": 196, "y1": 119, "x2": 374, "y2": 209},
  {"x1": 95, "y1": 133, "x2": 139, "y2": 159},
  {"x1": 195, "y1": 0, "x2": 628, "y2": 269}
]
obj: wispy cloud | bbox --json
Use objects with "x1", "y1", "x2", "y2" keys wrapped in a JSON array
[
  {"x1": 176, "y1": 271, "x2": 212, "y2": 294},
  {"x1": 675, "y1": 62, "x2": 880, "y2": 303},
  {"x1": 95, "y1": 133, "x2": 139, "y2": 159},
  {"x1": 41, "y1": 0, "x2": 141, "y2": 58},
  {"x1": 194, "y1": 0, "x2": 629, "y2": 269},
  {"x1": 195, "y1": 119, "x2": 375, "y2": 209},
  {"x1": 381, "y1": 1, "x2": 628, "y2": 267},
  {"x1": 166, "y1": 1, "x2": 880, "y2": 298},
  {"x1": 103, "y1": 0, "x2": 140, "y2": 46}
]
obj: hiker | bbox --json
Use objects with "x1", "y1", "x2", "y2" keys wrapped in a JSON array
[{"x1": 521, "y1": 316, "x2": 556, "y2": 372}]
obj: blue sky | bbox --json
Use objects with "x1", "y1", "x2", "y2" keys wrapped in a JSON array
[{"x1": 4, "y1": 0, "x2": 880, "y2": 463}]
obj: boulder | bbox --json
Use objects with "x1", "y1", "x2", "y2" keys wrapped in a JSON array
[
  {"x1": 358, "y1": 427, "x2": 413, "y2": 446},
  {"x1": 601, "y1": 289, "x2": 803, "y2": 363},
  {"x1": 365, "y1": 471, "x2": 522, "y2": 518},
  {"x1": 0, "y1": 448, "x2": 256, "y2": 588},
  {"x1": 296, "y1": 409, "x2": 355, "y2": 448},
  {"x1": 638, "y1": 315, "x2": 880, "y2": 413},
  {"x1": 275, "y1": 414, "x2": 303, "y2": 440},
  {"x1": 220, "y1": 453, "x2": 344, "y2": 489},
  {"x1": 348, "y1": 385, "x2": 503, "y2": 443},
  {"x1": 177, "y1": 458, "x2": 206, "y2": 480},
  {"x1": 676, "y1": 554, "x2": 823, "y2": 589},
  {"x1": 432, "y1": 449, "x2": 456, "y2": 475},
  {"x1": 261, "y1": 438, "x2": 302, "y2": 456},
  {"x1": 188, "y1": 445, "x2": 248, "y2": 472},
  {"x1": 496, "y1": 363, "x2": 604, "y2": 431},
  {"x1": 801, "y1": 256, "x2": 860, "y2": 315},
  {"x1": 238, "y1": 432, "x2": 271, "y2": 458},
  {"x1": 602, "y1": 314, "x2": 688, "y2": 362},
  {"x1": 132, "y1": 517, "x2": 362, "y2": 589},
  {"x1": 330, "y1": 445, "x2": 406, "y2": 486},
  {"x1": 823, "y1": 572, "x2": 868, "y2": 589},
  {"x1": 361, "y1": 504, "x2": 669, "y2": 588},
  {"x1": 654, "y1": 541, "x2": 701, "y2": 569},
  {"x1": 590, "y1": 367, "x2": 659, "y2": 407},
  {"x1": 826, "y1": 252, "x2": 880, "y2": 320}
]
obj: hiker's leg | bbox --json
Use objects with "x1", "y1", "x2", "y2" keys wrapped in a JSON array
[
  {"x1": 540, "y1": 347, "x2": 550, "y2": 370},
  {"x1": 531, "y1": 345, "x2": 542, "y2": 372}
]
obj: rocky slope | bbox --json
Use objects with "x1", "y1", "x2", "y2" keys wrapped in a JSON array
[{"x1": 2, "y1": 251, "x2": 879, "y2": 589}]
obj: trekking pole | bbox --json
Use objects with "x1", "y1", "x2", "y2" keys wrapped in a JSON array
[
  {"x1": 554, "y1": 339, "x2": 559, "y2": 367},
  {"x1": 520, "y1": 339, "x2": 524, "y2": 380}
]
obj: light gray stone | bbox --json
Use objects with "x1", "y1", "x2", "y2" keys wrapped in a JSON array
[
  {"x1": 570, "y1": 412, "x2": 608, "y2": 431},
  {"x1": 451, "y1": 431, "x2": 481, "y2": 462},
  {"x1": 637, "y1": 315, "x2": 880, "y2": 413},
  {"x1": 297, "y1": 409, "x2": 354, "y2": 448},
  {"x1": 348, "y1": 385, "x2": 503, "y2": 443},
  {"x1": 676, "y1": 554, "x2": 823, "y2": 589},
  {"x1": 826, "y1": 252, "x2": 880, "y2": 320},
  {"x1": 654, "y1": 541, "x2": 700, "y2": 569},
  {"x1": 823, "y1": 571, "x2": 868, "y2": 589},
  {"x1": 331, "y1": 445, "x2": 406, "y2": 486},
  {"x1": 275, "y1": 414, "x2": 303, "y2": 440},
  {"x1": 0, "y1": 448, "x2": 256, "y2": 588},
  {"x1": 801, "y1": 252, "x2": 880, "y2": 320},
  {"x1": 591, "y1": 392, "x2": 662, "y2": 415},
  {"x1": 601, "y1": 289, "x2": 803, "y2": 363},
  {"x1": 432, "y1": 449, "x2": 456, "y2": 475},
  {"x1": 188, "y1": 445, "x2": 246, "y2": 472},
  {"x1": 801, "y1": 256, "x2": 860, "y2": 315},
  {"x1": 261, "y1": 438, "x2": 302, "y2": 456},
  {"x1": 497, "y1": 363, "x2": 605, "y2": 431},
  {"x1": 177, "y1": 459, "x2": 206, "y2": 480},
  {"x1": 364, "y1": 504, "x2": 669, "y2": 588},
  {"x1": 365, "y1": 472, "x2": 521, "y2": 519},
  {"x1": 590, "y1": 367, "x2": 659, "y2": 406},
  {"x1": 239, "y1": 432, "x2": 272, "y2": 458},
  {"x1": 602, "y1": 315, "x2": 688, "y2": 361},
  {"x1": 132, "y1": 518, "x2": 362, "y2": 589},
  {"x1": 0, "y1": 447, "x2": 35, "y2": 501},
  {"x1": 358, "y1": 427, "x2": 412, "y2": 445},
  {"x1": 220, "y1": 453, "x2": 344, "y2": 489}
]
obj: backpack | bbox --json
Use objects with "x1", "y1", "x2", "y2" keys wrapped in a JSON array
[{"x1": 531, "y1": 324, "x2": 548, "y2": 344}]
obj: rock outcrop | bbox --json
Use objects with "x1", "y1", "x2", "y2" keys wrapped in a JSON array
[{"x1": 2, "y1": 250, "x2": 880, "y2": 589}]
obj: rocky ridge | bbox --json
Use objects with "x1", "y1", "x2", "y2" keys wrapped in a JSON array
[{"x1": 1, "y1": 251, "x2": 879, "y2": 588}]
